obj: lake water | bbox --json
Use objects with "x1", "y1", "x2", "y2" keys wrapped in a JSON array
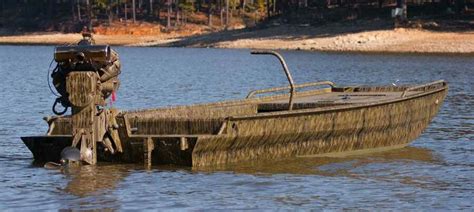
[{"x1": 0, "y1": 46, "x2": 472, "y2": 210}]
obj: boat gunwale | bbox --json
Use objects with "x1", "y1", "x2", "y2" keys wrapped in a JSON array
[
  {"x1": 123, "y1": 81, "x2": 446, "y2": 118},
  {"x1": 121, "y1": 80, "x2": 447, "y2": 120},
  {"x1": 229, "y1": 81, "x2": 448, "y2": 121}
]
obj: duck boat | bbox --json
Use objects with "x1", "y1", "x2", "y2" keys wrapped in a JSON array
[{"x1": 21, "y1": 37, "x2": 448, "y2": 167}]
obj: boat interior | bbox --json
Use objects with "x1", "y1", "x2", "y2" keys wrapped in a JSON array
[{"x1": 123, "y1": 80, "x2": 446, "y2": 136}]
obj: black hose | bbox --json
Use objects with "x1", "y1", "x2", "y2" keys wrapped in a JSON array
[{"x1": 47, "y1": 59, "x2": 61, "y2": 97}]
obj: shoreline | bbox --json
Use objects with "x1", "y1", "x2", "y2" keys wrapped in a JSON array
[
  {"x1": 1, "y1": 26, "x2": 473, "y2": 56},
  {"x1": 2, "y1": 42, "x2": 472, "y2": 57}
]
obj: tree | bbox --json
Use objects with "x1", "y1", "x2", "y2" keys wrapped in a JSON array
[
  {"x1": 272, "y1": 0, "x2": 276, "y2": 14},
  {"x1": 71, "y1": 0, "x2": 77, "y2": 21},
  {"x1": 96, "y1": 0, "x2": 113, "y2": 25},
  {"x1": 132, "y1": 0, "x2": 136, "y2": 23},
  {"x1": 124, "y1": 1, "x2": 128, "y2": 23},
  {"x1": 149, "y1": 0, "x2": 154, "y2": 17},
  {"x1": 175, "y1": 0, "x2": 180, "y2": 26},
  {"x1": 47, "y1": 0, "x2": 54, "y2": 20},
  {"x1": 77, "y1": 0, "x2": 82, "y2": 21},
  {"x1": 208, "y1": 0, "x2": 213, "y2": 26},
  {"x1": 225, "y1": 0, "x2": 229, "y2": 28},
  {"x1": 86, "y1": 0, "x2": 92, "y2": 30},
  {"x1": 116, "y1": 0, "x2": 120, "y2": 16},
  {"x1": 266, "y1": 0, "x2": 269, "y2": 18},
  {"x1": 167, "y1": 0, "x2": 172, "y2": 28}
]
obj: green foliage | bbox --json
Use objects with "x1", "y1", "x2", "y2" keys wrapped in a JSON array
[
  {"x1": 96, "y1": 0, "x2": 109, "y2": 9},
  {"x1": 179, "y1": 0, "x2": 196, "y2": 13},
  {"x1": 229, "y1": 0, "x2": 239, "y2": 9},
  {"x1": 256, "y1": 0, "x2": 266, "y2": 11},
  {"x1": 0, "y1": 0, "x2": 280, "y2": 28}
]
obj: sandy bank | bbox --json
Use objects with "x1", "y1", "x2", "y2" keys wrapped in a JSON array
[
  {"x1": 155, "y1": 22, "x2": 474, "y2": 54},
  {"x1": 211, "y1": 28, "x2": 474, "y2": 54},
  {"x1": 0, "y1": 33, "x2": 177, "y2": 46},
  {"x1": 1, "y1": 24, "x2": 473, "y2": 55}
]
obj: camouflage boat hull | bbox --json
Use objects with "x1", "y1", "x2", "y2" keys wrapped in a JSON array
[{"x1": 22, "y1": 80, "x2": 447, "y2": 167}]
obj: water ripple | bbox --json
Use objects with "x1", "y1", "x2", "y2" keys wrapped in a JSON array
[{"x1": 0, "y1": 46, "x2": 472, "y2": 210}]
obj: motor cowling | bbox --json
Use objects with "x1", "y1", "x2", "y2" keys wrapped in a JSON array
[{"x1": 51, "y1": 45, "x2": 121, "y2": 114}]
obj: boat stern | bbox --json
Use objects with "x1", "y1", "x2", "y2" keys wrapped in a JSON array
[{"x1": 21, "y1": 135, "x2": 72, "y2": 163}]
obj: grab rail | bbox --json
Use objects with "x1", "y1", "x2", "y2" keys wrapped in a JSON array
[
  {"x1": 250, "y1": 50, "x2": 296, "y2": 110},
  {"x1": 401, "y1": 80, "x2": 445, "y2": 97},
  {"x1": 246, "y1": 80, "x2": 335, "y2": 99}
]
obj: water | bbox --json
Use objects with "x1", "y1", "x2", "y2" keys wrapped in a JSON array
[{"x1": 0, "y1": 46, "x2": 472, "y2": 210}]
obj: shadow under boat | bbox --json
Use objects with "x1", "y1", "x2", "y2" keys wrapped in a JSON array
[{"x1": 34, "y1": 145, "x2": 438, "y2": 200}]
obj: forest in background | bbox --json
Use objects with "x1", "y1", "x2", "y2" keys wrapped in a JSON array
[{"x1": 0, "y1": 0, "x2": 472, "y2": 35}]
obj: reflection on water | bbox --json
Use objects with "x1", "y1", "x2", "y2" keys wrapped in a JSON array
[
  {"x1": 196, "y1": 146, "x2": 453, "y2": 192},
  {"x1": 60, "y1": 146, "x2": 438, "y2": 194},
  {"x1": 202, "y1": 146, "x2": 439, "y2": 176},
  {"x1": 0, "y1": 46, "x2": 473, "y2": 210},
  {"x1": 61, "y1": 164, "x2": 131, "y2": 197},
  {"x1": 51, "y1": 146, "x2": 444, "y2": 210}
]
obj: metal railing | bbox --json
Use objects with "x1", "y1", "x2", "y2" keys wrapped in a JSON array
[
  {"x1": 246, "y1": 80, "x2": 335, "y2": 99},
  {"x1": 250, "y1": 50, "x2": 297, "y2": 110}
]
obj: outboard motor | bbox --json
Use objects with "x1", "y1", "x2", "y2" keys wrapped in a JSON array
[{"x1": 46, "y1": 30, "x2": 123, "y2": 165}]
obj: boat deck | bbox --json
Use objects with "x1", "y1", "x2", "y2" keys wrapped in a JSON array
[{"x1": 257, "y1": 91, "x2": 422, "y2": 112}]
